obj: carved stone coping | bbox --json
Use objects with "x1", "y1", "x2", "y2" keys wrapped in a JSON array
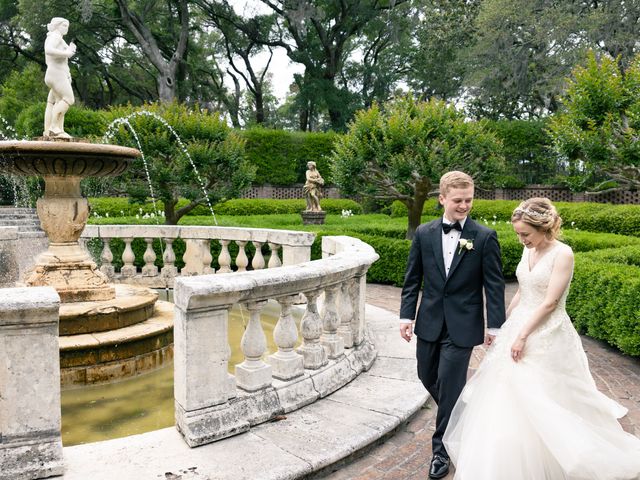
[
  {"x1": 82, "y1": 224, "x2": 316, "y2": 247},
  {"x1": 174, "y1": 236, "x2": 378, "y2": 311}
]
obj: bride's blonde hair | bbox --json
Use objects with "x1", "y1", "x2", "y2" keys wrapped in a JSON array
[{"x1": 511, "y1": 197, "x2": 562, "y2": 240}]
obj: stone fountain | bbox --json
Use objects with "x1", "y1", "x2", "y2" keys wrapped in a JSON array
[{"x1": 0, "y1": 17, "x2": 173, "y2": 387}]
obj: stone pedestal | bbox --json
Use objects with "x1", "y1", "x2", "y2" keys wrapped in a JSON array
[
  {"x1": 301, "y1": 210, "x2": 326, "y2": 225},
  {"x1": 0, "y1": 287, "x2": 64, "y2": 480}
]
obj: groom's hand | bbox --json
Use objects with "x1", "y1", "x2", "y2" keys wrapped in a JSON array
[{"x1": 399, "y1": 322, "x2": 414, "y2": 342}]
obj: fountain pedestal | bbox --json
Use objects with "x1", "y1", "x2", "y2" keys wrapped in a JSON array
[
  {"x1": 27, "y1": 175, "x2": 115, "y2": 301},
  {"x1": 0, "y1": 140, "x2": 137, "y2": 302}
]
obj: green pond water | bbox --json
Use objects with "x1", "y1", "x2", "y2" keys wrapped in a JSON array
[{"x1": 61, "y1": 300, "x2": 302, "y2": 446}]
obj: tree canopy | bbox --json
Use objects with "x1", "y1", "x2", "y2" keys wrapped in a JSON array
[{"x1": 331, "y1": 96, "x2": 505, "y2": 239}]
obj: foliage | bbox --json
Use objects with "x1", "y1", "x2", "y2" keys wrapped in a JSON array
[
  {"x1": 331, "y1": 95, "x2": 505, "y2": 239},
  {"x1": 484, "y1": 119, "x2": 556, "y2": 185},
  {"x1": 568, "y1": 258, "x2": 640, "y2": 356},
  {"x1": 241, "y1": 128, "x2": 337, "y2": 185},
  {"x1": 88, "y1": 197, "x2": 362, "y2": 219},
  {"x1": 104, "y1": 103, "x2": 255, "y2": 224},
  {"x1": 0, "y1": 63, "x2": 48, "y2": 129},
  {"x1": 548, "y1": 51, "x2": 640, "y2": 193},
  {"x1": 391, "y1": 198, "x2": 640, "y2": 237}
]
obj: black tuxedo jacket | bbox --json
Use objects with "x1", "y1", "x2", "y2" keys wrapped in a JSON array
[{"x1": 400, "y1": 217, "x2": 506, "y2": 348}]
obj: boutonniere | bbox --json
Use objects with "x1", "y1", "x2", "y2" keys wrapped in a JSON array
[{"x1": 458, "y1": 238, "x2": 474, "y2": 255}]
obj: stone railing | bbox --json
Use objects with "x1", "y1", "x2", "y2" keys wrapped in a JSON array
[
  {"x1": 173, "y1": 235, "x2": 379, "y2": 447},
  {"x1": 80, "y1": 225, "x2": 316, "y2": 286},
  {"x1": 0, "y1": 232, "x2": 379, "y2": 474}
]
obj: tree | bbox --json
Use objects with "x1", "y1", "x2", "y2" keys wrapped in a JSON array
[
  {"x1": 114, "y1": 0, "x2": 190, "y2": 103},
  {"x1": 105, "y1": 103, "x2": 256, "y2": 224},
  {"x1": 331, "y1": 96, "x2": 504, "y2": 239},
  {"x1": 547, "y1": 51, "x2": 640, "y2": 193}
]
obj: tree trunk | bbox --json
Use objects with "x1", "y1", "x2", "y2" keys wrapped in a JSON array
[
  {"x1": 254, "y1": 87, "x2": 265, "y2": 124},
  {"x1": 164, "y1": 199, "x2": 179, "y2": 225},
  {"x1": 157, "y1": 73, "x2": 177, "y2": 103},
  {"x1": 406, "y1": 200, "x2": 424, "y2": 240}
]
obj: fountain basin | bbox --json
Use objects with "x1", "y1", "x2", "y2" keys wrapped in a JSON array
[{"x1": 0, "y1": 140, "x2": 137, "y2": 177}]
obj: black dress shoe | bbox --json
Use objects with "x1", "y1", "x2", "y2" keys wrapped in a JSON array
[{"x1": 429, "y1": 454, "x2": 450, "y2": 479}]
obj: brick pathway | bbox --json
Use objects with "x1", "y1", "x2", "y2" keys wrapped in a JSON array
[{"x1": 322, "y1": 283, "x2": 640, "y2": 480}]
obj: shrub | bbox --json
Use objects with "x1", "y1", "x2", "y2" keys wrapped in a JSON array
[
  {"x1": 213, "y1": 198, "x2": 362, "y2": 216},
  {"x1": 568, "y1": 258, "x2": 640, "y2": 356},
  {"x1": 15, "y1": 103, "x2": 108, "y2": 139},
  {"x1": 241, "y1": 128, "x2": 337, "y2": 185}
]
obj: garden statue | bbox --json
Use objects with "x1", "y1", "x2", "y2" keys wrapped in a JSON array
[
  {"x1": 43, "y1": 17, "x2": 76, "y2": 139},
  {"x1": 303, "y1": 161, "x2": 324, "y2": 212}
]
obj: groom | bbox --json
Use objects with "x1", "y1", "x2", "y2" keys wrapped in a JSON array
[{"x1": 400, "y1": 171, "x2": 506, "y2": 479}]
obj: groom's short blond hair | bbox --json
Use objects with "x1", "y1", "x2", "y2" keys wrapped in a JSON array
[{"x1": 439, "y1": 171, "x2": 474, "y2": 196}]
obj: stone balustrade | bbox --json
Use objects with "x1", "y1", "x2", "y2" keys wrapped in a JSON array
[
  {"x1": 173, "y1": 235, "x2": 379, "y2": 447},
  {"x1": 80, "y1": 225, "x2": 316, "y2": 287}
]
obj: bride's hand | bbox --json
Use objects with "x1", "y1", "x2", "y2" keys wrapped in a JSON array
[{"x1": 510, "y1": 336, "x2": 527, "y2": 362}]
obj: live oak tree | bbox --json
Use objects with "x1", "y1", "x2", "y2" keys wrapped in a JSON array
[{"x1": 331, "y1": 96, "x2": 504, "y2": 239}]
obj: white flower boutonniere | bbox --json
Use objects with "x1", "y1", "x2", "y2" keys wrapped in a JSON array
[{"x1": 458, "y1": 238, "x2": 474, "y2": 255}]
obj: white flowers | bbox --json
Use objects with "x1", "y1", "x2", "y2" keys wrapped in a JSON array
[
  {"x1": 458, "y1": 238, "x2": 474, "y2": 255},
  {"x1": 341, "y1": 209, "x2": 353, "y2": 218}
]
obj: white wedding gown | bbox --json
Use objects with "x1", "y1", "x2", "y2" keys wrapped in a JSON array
[{"x1": 443, "y1": 242, "x2": 640, "y2": 480}]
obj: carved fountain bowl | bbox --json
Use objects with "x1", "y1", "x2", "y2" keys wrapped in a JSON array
[{"x1": 0, "y1": 140, "x2": 139, "y2": 177}]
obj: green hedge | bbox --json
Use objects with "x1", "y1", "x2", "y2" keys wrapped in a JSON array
[
  {"x1": 568, "y1": 258, "x2": 640, "y2": 356},
  {"x1": 213, "y1": 198, "x2": 362, "y2": 216},
  {"x1": 88, "y1": 197, "x2": 363, "y2": 218},
  {"x1": 241, "y1": 128, "x2": 337, "y2": 185},
  {"x1": 390, "y1": 199, "x2": 640, "y2": 237}
]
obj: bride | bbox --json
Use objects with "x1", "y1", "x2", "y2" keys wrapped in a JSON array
[{"x1": 443, "y1": 198, "x2": 640, "y2": 480}]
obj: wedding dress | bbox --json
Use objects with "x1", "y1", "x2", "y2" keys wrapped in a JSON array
[{"x1": 443, "y1": 242, "x2": 640, "y2": 480}]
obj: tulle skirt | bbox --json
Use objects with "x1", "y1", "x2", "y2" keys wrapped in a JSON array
[{"x1": 443, "y1": 309, "x2": 640, "y2": 480}]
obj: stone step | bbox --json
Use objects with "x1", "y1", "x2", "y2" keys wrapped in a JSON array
[
  {"x1": 59, "y1": 300, "x2": 174, "y2": 387},
  {"x1": 0, "y1": 207, "x2": 37, "y2": 214}
]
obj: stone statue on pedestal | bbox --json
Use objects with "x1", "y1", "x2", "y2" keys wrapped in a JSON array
[
  {"x1": 303, "y1": 161, "x2": 324, "y2": 212},
  {"x1": 43, "y1": 17, "x2": 76, "y2": 139}
]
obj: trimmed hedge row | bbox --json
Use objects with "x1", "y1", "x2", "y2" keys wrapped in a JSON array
[
  {"x1": 240, "y1": 128, "x2": 337, "y2": 185},
  {"x1": 390, "y1": 199, "x2": 640, "y2": 237},
  {"x1": 568, "y1": 258, "x2": 640, "y2": 356},
  {"x1": 88, "y1": 197, "x2": 363, "y2": 218}
]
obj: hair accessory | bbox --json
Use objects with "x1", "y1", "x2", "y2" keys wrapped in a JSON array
[{"x1": 514, "y1": 207, "x2": 550, "y2": 220}]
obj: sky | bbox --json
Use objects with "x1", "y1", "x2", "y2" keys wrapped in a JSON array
[{"x1": 227, "y1": 0, "x2": 304, "y2": 102}]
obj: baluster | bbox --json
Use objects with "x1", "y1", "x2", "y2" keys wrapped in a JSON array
[
  {"x1": 99, "y1": 237, "x2": 115, "y2": 279},
  {"x1": 337, "y1": 278, "x2": 355, "y2": 348},
  {"x1": 161, "y1": 238, "x2": 178, "y2": 279},
  {"x1": 235, "y1": 240, "x2": 249, "y2": 272},
  {"x1": 298, "y1": 290, "x2": 327, "y2": 369},
  {"x1": 235, "y1": 301, "x2": 272, "y2": 391},
  {"x1": 251, "y1": 241, "x2": 265, "y2": 270},
  {"x1": 202, "y1": 239, "x2": 214, "y2": 274},
  {"x1": 267, "y1": 242, "x2": 281, "y2": 268},
  {"x1": 141, "y1": 237, "x2": 158, "y2": 277},
  {"x1": 218, "y1": 240, "x2": 232, "y2": 273},
  {"x1": 182, "y1": 239, "x2": 203, "y2": 276},
  {"x1": 352, "y1": 274, "x2": 367, "y2": 346},
  {"x1": 120, "y1": 237, "x2": 136, "y2": 277},
  {"x1": 321, "y1": 285, "x2": 344, "y2": 359},
  {"x1": 267, "y1": 295, "x2": 304, "y2": 380}
]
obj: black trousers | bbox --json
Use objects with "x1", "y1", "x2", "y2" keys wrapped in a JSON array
[{"x1": 416, "y1": 326, "x2": 473, "y2": 458}]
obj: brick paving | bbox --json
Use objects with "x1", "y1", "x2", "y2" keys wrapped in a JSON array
[{"x1": 321, "y1": 283, "x2": 640, "y2": 480}]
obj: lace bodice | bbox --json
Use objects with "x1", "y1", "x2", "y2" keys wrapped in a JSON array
[{"x1": 515, "y1": 242, "x2": 571, "y2": 311}]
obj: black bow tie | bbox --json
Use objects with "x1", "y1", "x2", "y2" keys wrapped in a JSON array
[{"x1": 442, "y1": 221, "x2": 462, "y2": 234}]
